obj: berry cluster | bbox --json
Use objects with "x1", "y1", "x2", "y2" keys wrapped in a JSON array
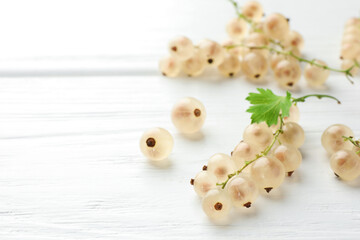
[
  {"x1": 191, "y1": 109, "x2": 304, "y2": 223},
  {"x1": 189, "y1": 89, "x2": 339, "y2": 223},
  {"x1": 340, "y1": 17, "x2": 360, "y2": 77},
  {"x1": 322, "y1": 124, "x2": 360, "y2": 181},
  {"x1": 159, "y1": 0, "x2": 359, "y2": 88}
]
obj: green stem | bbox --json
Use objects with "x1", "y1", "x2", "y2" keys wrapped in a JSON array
[
  {"x1": 217, "y1": 116, "x2": 284, "y2": 189},
  {"x1": 226, "y1": 44, "x2": 356, "y2": 83},
  {"x1": 292, "y1": 94, "x2": 341, "y2": 104},
  {"x1": 343, "y1": 136, "x2": 360, "y2": 153}
]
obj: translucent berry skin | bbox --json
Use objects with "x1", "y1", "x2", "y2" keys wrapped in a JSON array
[
  {"x1": 242, "y1": 1, "x2": 263, "y2": 21},
  {"x1": 270, "y1": 53, "x2": 287, "y2": 70},
  {"x1": 226, "y1": 18, "x2": 248, "y2": 41},
  {"x1": 232, "y1": 141, "x2": 259, "y2": 169},
  {"x1": 202, "y1": 189, "x2": 232, "y2": 222},
  {"x1": 171, "y1": 97, "x2": 206, "y2": 134},
  {"x1": 321, "y1": 124, "x2": 354, "y2": 155},
  {"x1": 139, "y1": 128, "x2": 174, "y2": 161},
  {"x1": 193, "y1": 171, "x2": 218, "y2": 198},
  {"x1": 264, "y1": 13, "x2": 290, "y2": 41},
  {"x1": 198, "y1": 39, "x2": 225, "y2": 66},
  {"x1": 168, "y1": 36, "x2": 194, "y2": 61},
  {"x1": 278, "y1": 122, "x2": 305, "y2": 148},
  {"x1": 225, "y1": 175, "x2": 259, "y2": 208},
  {"x1": 246, "y1": 32, "x2": 269, "y2": 47},
  {"x1": 273, "y1": 144, "x2": 302, "y2": 173},
  {"x1": 330, "y1": 150, "x2": 360, "y2": 181},
  {"x1": 241, "y1": 51, "x2": 269, "y2": 81},
  {"x1": 250, "y1": 156, "x2": 285, "y2": 190},
  {"x1": 218, "y1": 54, "x2": 241, "y2": 77},
  {"x1": 304, "y1": 60, "x2": 330, "y2": 87},
  {"x1": 182, "y1": 49, "x2": 206, "y2": 77},
  {"x1": 284, "y1": 30, "x2": 304, "y2": 51},
  {"x1": 159, "y1": 56, "x2": 181, "y2": 77},
  {"x1": 273, "y1": 59, "x2": 301, "y2": 88},
  {"x1": 243, "y1": 122, "x2": 273, "y2": 149},
  {"x1": 207, "y1": 153, "x2": 236, "y2": 182}
]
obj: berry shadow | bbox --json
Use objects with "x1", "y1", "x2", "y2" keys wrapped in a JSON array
[{"x1": 179, "y1": 130, "x2": 204, "y2": 141}]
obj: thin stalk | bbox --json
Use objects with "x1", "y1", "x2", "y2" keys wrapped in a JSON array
[
  {"x1": 292, "y1": 94, "x2": 341, "y2": 104},
  {"x1": 217, "y1": 116, "x2": 284, "y2": 189},
  {"x1": 343, "y1": 136, "x2": 360, "y2": 154}
]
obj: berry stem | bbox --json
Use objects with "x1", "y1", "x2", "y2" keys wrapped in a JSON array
[
  {"x1": 217, "y1": 116, "x2": 285, "y2": 189},
  {"x1": 292, "y1": 94, "x2": 341, "y2": 104},
  {"x1": 342, "y1": 136, "x2": 360, "y2": 153},
  {"x1": 226, "y1": 44, "x2": 357, "y2": 83},
  {"x1": 228, "y1": 0, "x2": 264, "y2": 33}
]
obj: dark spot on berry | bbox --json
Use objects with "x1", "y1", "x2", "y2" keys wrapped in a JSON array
[
  {"x1": 202, "y1": 165, "x2": 208, "y2": 171},
  {"x1": 214, "y1": 202, "x2": 223, "y2": 211},
  {"x1": 171, "y1": 46, "x2": 177, "y2": 52},
  {"x1": 190, "y1": 178, "x2": 195, "y2": 185},
  {"x1": 263, "y1": 13, "x2": 265, "y2": 17},
  {"x1": 194, "y1": 108, "x2": 201, "y2": 117},
  {"x1": 229, "y1": 72, "x2": 234, "y2": 77},
  {"x1": 162, "y1": 72, "x2": 167, "y2": 76},
  {"x1": 208, "y1": 59, "x2": 213, "y2": 64},
  {"x1": 243, "y1": 202, "x2": 252, "y2": 208},
  {"x1": 334, "y1": 172, "x2": 339, "y2": 178},
  {"x1": 146, "y1": 138, "x2": 156, "y2": 147},
  {"x1": 340, "y1": 56, "x2": 343, "y2": 60},
  {"x1": 254, "y1": 74, "x2": 260, "y2": 78},
  {"x1": 288, "y1": 171, "x2": 294, "y2": 177},
  {"x1": 287, "y1": 82, "x2": 294, "y2": 87},
  {"x1": 231, "y1": 151, "x2": 233, "y2": 156},
  {"x1": 188, "y1": 74, "x2": 192, "y2": 77},
  {"x1": 286, "y1": 18, "x2": 290, "y2": 22},
  {"x1": 264, "y1": 187, "x2": 273, "y2": 193}
]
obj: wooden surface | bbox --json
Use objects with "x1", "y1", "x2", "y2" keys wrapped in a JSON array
[{"x1": 1, "y1": 0, "x2": 360, "y2": 239}]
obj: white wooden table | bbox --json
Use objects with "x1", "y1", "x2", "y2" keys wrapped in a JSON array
[{"x1": 1, "y1": 0, "x2": 360, "y2": 239}]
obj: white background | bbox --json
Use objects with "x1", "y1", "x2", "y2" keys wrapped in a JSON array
[{"x1": 0, "y1": 0, "x2": 360, "y2": 239}]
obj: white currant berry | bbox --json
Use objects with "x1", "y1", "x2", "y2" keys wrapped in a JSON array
[
  {"x1": 226, "y1": 18, "x2": 248, "y2": 41},
  {"x1": 243, "y1": 122, "x2": 273, "y2": 149},
  {"x1": 168, "y1": 36, "x2": 194, "y2": 61},
  {"x1": 218, "y1": 54, "x2": 241, "y2": 77},
  {"x1": 345, "y1": 18, "x2": 360, "y2": 28},
  {"x1": 159, "y1": 56, "x2": 181, "y2": 77},
  {"x1": 225, "y1": 175, "x2": 259, "y2": 208},
  {"x1": 284, "y1": 30, "x2": 304, "y2": 51},
  {"x1": 207, "y1": 153, "x2": 236, "y2": 182},
  {"x1": 344, "y1": 26, "x2": 360, "y2": 37},
  {"x1": 273, "y1": 59, "x2": 301, "y2": 88},
  {"x1": 192, "y1": 170, "x2": 218, "y2": 198},
  {"x1": 182, "y1": 49, "x2": 207, "y2": 77},
  {"x1": 278, "y1": 122, "x2": 305, "y2": 148},
  {"x1": 198, "y1": 39, "x2": 226, "y2": 66},
  {"x1": 250, "y1": 156, "x2": 285, "y2": 192},
  {"x1": 246, "y1": 32, "x2": 269, "y2": 47},
  {"x1": 271, "y1": 105, "x2": 300, "y2": 133},
  {"x1": 139, "y1": 128, "x2": 174, "y2": 161},
  {"x1": 264, "y1": 13, "x2": 290, "y2": 41},
  {"x1": 321, "y1": 124, "x2": 354, "y2": 155},
  {"x1": 273, "y1": 144, "x2": 302, "y2": 176},
  {"x1": 232, "y1": 141, "x2": 260, "y2": 169},
  {"x1": 202, "y1": 189, "x2": 232, "y2": 222},
  {"x1": 304, "y1": 60, "x2": 330, "y2": 87},
  {"x1": 171, "y1": 97, "x2": 206, "y2": 134},
  {"x1": 330, "y1": 149, "x2": 360, "y2": 181},
  {"x1": 242, "y1": 1, "x2": 264, "y2": 21},
  {"x1": 342, "y1": 33, "x2": 360, "y2": 45},
  {"x1": 241, "y1": 51, "x2": 269, "y2": 81}
]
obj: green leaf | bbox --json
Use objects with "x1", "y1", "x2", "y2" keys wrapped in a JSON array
[{"x1": 245, "y1": 88, "x2": 292, "y2": 126}]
